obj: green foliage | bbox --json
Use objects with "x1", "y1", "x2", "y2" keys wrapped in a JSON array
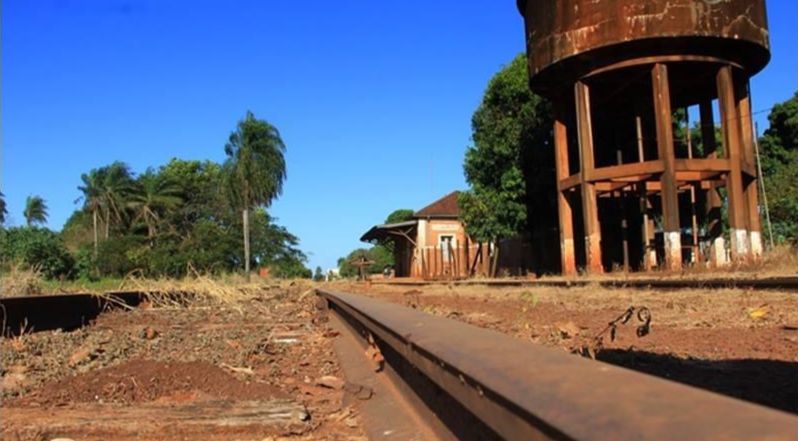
[
  {"x1": 338, "y1": 246, "x2": 393, "y2": 278},
  {"x1": 384, "y1": 209, "x2": 414, "y2": 224},
  {"x1": 24, "y1": 195, "x2": 48, "y2": 227},
  {"x1": 0, "y1": 227, "x2": 74, "y2": 279},
  {"x1": 224, "y1": 111, "x2": 287, "y2": 210},
  {"x1": 313, "y1": 266, "x2": 324, "y2": 281},
  {"x1": 760, "y1": 91, "x2": 798, "y2": 176},
  {"x1": 60, "y1": 156, "x2": 310, "y2": 280},
  {"x1": 759, "y1": 92, "x2": 798, "y2": 243},
  {"x1": 78, "y1": 162, "x2": 136, "y2": 240},
  {"x1": 461, "y1": 54, "x2": 553, "y2": 242},
  {"x1": 764, "y1": 150, "x2": 798, "y2": 242},
  {"x1": 127, "y1": 171, "x2": 183, "y2": 238}
]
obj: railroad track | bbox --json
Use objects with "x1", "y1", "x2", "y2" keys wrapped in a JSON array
[
  {"x1": 3, "y1": 288, "x2": 797, "y2": 440},
  {"x1": 317, "y1": 288, "x2": 798, "y2": 441},
  {"x1": 0, "y1": 291, "x2": 147, "y2": 336},
  {"x1": 370, "y1": 275, "x2": 798, "y2": 291}
]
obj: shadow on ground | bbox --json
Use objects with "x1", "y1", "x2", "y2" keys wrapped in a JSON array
[{"x1": 597, "y1": 349, "x2": 798, "y2": 414}]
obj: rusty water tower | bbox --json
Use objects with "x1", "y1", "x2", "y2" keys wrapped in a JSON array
[{"x1": 517, "y1": 0, "x2": 770, "y2": 273}]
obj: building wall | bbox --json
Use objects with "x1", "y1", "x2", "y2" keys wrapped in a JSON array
[{"x1": 412, "y1": 218, "x2": 471, "y2": 278}]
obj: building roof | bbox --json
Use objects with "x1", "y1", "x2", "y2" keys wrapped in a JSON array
[
  {"x1": 413, "y1": 191, "x2": 461, "y2": 219},
  {"x1": 360, "y1": 220, "x2": 418, "y2": 242}
]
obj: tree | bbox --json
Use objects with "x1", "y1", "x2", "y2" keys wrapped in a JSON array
[
  {"x1": 385, "y1": 209, "x2": 414, "y2": 224},
  {"x1": 759, "y1": 92, "x2": 798, "y2": 243},
  {"x1": 223, "y1": 111, "x2": 287, "y2": 279},
  {"x1": 77, "y1": 169, "x2": 104, "y2": 258},
  {"x1": 0, "y1": 191, "x2": 7, "y2": 225},
  {"x1": 338, "y1": 246, "x2": 393, "y2": 278},
  {"x1": 97, "y1": 162, "x2": 135, "y2": 239},
  {"x1": 460, "y1": 54, "x2": 554, "y2": 274},
  {"x1": 77, "y1": 162, "x2": 135, "y2": 258},
  {"x1": 759, "y1": 91, "x2": 798, "y2": 176},
  {"x1": 127, "y1": 171, "x2": 183, "y2": 239},
  {"x1": 24, "y1": 195, "x2": 48, "y2": 226},
  {"x1": 0, "y1": 227, "x2": 74, "y2": 278},
  {"x1": 313, "y1": 266, "x2": 325, "y2": 281}
]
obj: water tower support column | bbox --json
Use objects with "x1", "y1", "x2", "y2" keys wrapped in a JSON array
[
  {"x1": 651, "y1": 63, "x2": 683, "y2": 270},
  {"x1": 574, "y1": 81, "x2": 603, "y2": 274}
]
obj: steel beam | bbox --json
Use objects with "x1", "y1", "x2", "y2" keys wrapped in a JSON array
[
  {"x1": 737, "y1": 81, "x2": 764, "y2": 259},
  {"x1": 554, "y1": 108, "x2": 577, "y2": 275},
  {"x1": 574, "y1": 81, "x2": 603, "y2": 274},
  {"x1": 717, "y1": 65, "x2": 750, "y2": 261},
  {"x1": 699, "y1": 100, "x2": 727, "y2": 266},
  {"x1": 651, "y1": 63, "x2": 682, "y2": 270},
  {"x1": 318, "y1": 289, "x2": 798, "y2": 441}
]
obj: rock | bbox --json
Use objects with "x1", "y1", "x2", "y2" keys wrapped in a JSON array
[
  {"x1": 143, "y1": 327, "x2": 159, "y2": 340},
  {"x1": 344, "y1": 417, "x2": 359, "y2": 428},
  {"x1": 68, "y1": 344, "x2": 96, "y2": 367},
  {"x1": 556, "y1": 321, "x2": 581, "y2": 339},
  {"x1": 365, "y1": 345, "x2": 384, "y2": 372},
  {"x1": 344, "y1": 383, "x2": 374, "y2": 400},
  {"x1": 316, "y1": 375, "x2": 345, "y2": 390},
  {"x1": 2, "y1": 373, "x2": 27, "y2": 392},
  {"x1": 8, "y1": 364, "x2": 28, "y2": 374}
]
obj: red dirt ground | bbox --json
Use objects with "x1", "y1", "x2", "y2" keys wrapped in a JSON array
[{"x1": 1, "y1": 284, "x2": 369, "y2": 441}]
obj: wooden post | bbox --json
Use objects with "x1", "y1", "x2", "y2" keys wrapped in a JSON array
[
  {"x1": 717, "y1": 65, "x2": 749, "y2": 261},
  {"x1": 651, "y1": 63, "x2": 682, "y2": 271},
  {"x1": 686, "y1": 108, "x2": 700, "y2": 264},
  {"x1": 554, "y1": 106, "x2": 577, "y2": 275},
  {"x1": 700, "y1": 100, "x2": 727, "y2": 267},
  {"x1": 636, "y1": 115, "x2": 657, "y2": 270},
  {"x1": 574, "y1": 81, "x2": 603, "y2": 274},
  {"x1": 737, "y1": 81, "x2": 763, "y2": 259},
  {"x1": 616, "y1": 150, "x2": 630, "y2": 272}
]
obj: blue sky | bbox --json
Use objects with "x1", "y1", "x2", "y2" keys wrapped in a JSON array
[{"x1": 2, "y1": 1, "x2": 796, "y2": 272}]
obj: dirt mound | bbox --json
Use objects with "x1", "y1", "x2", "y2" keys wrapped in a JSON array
[{"x1": 17, "y1": 359, "x2": 284, "y2": 406}]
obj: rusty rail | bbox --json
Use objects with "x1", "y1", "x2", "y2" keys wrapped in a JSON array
[
  {"x1": 0, "y1": 292, "x2": 147, "y2": 336},
  {"x1": 317, "y1": 289, "x2": 798, "y2": 441}
]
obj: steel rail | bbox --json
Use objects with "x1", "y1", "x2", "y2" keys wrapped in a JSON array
[
  {"x1": 0, "y1": 291, "x2": 147, "y2": 336},
  {"x1": 317, "y1": 289, "x2": 798, "y2": 441}
]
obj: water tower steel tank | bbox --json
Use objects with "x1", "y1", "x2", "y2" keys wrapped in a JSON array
[{"x1": 517, "y1": 0, "x2": 771, "y2": 274}]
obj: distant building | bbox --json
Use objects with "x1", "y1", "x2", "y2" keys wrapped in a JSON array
[{"x1": 360, "y1": 192, "x2": 480, "y2": 279}]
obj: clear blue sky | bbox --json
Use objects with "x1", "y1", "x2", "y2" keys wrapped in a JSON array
[{"x1": 2, "y1": 1, "x2": 796, "y2": 272}]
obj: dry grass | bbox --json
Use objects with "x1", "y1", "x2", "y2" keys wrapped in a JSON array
[
  {"x1": 113, "y1": 268, "x2": 313, "y2": 308},
  {"x1": 532, "y1": 244, "x2": 798, "y2": 281},
  {"x1": 0, "y1": 264, "x2": 44, "y2": 297}
]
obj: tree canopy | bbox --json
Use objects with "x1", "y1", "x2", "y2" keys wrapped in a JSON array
[
  {"x1": 24, "y1": 195, "x2": 48, "y2": 227},
  {"x1": 3, "y1": 155, "x2": 310, "y2": 281},
  {"x1": 460, "y1": 54, "x2": 556, "y2": 271},
  {"x1": 760, "y1": 92, "x2": 798, "y2": 243}
]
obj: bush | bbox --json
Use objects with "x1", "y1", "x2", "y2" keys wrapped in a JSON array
[
  {"x1": 94, "y1": 235, "x2": 147, "y2": 278},
  {"x1": 0, "y1": 227, "x2": 75, "y2": 279}
]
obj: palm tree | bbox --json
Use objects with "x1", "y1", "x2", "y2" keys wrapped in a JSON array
[
  {"x1": 224, "y1": 111, "x2": 286, "y2": 279},
  {"x1": 98, "y1": 162, "x2": 135, "y2": 239},
  {"x1": 77, "y1": 162, "x2": 134, "y2": 257},
  {"x1": 24, "y1": 195, "x2": 48, "y2": 226},
  {"x1": 128, "y1": 172, "x2": 183, "y2": 239},
  {"x1": 0, "y1": 191, "x2": 7, "y2": 225},
  {"x1": 77, "y1": 169, "x2": 105, "y2": 258}
]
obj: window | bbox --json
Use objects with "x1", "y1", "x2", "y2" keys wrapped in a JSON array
[{"x1": 439, "y1": 235, "x2": 456, "y2": 262}]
